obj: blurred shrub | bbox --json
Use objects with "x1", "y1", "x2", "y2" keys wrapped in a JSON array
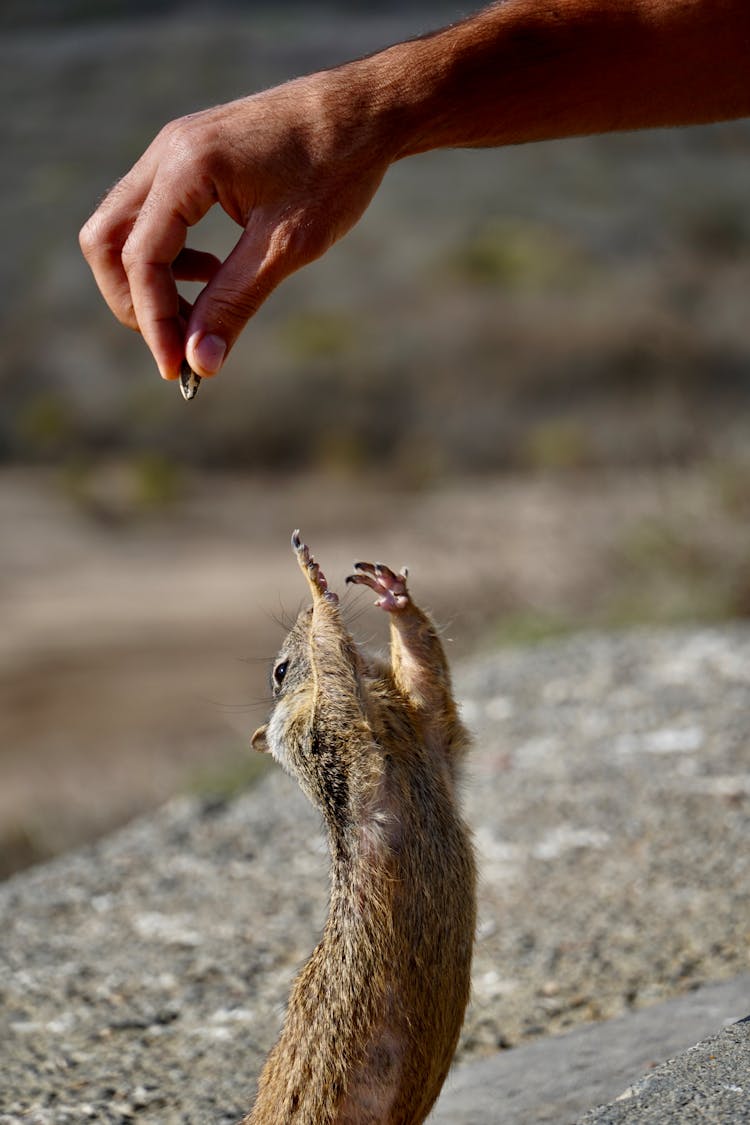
[
  {"x1": 312, "y1": 429, "x2": 369, "y2": 477},
  {"x1": 727, "y1": 559, "x2": 750, "y2": 619},
  {"x1": 610, "y1": 515, "x2": 734, "y2": 625},
  {"x1": 130, "y1": 452, "x2": 183, "y2": 511},
  {"x1": 489, "y1": 611, "x2": 574, "y2": 647},
  {"x1": 186, "y1": 748, "x2": 271, "y2": 802},
  {"x1": 618, "y1": 519, "x2": 711, "y2": 580},
  {"x1": 279, "y1": 311, "x2": 358, "y2": 361},
  {"x1": 18, "y1": 393, "x2": 74, "y2": 457},
  {"x1": 681, "y1": 200, "x2": 750, "y2": 261},
  {"x1": 390, "y1": 434, "x2": 449, "y2": 489},
  {"x1": 712, "y1": 458, "x2": 750, "y2": 518},
  {"x1": 443, "y1": 218, "x2": 587, "y2": 290},
  {"x1": 59, "y1": 456, "x2": 98, "y2": 512},
  {"x1": 59, "y1": 453, "x2": 183, "y2": 523},
  {"x1": 522, "y1": 420, "x2": 594, "y2": 471},
  {"x1": 0, "y1": 821, "x2": 52, "y2": 880}
]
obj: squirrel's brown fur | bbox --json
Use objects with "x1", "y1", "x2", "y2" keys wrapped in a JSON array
[{"x1": 243, "y1": 534, "x2": 476, "y2": 1124}]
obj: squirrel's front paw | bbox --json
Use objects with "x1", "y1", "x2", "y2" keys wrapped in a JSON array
[
  {"x1": 346, "y1": 561, "x2": 410, "y2": 612},
  {"x1": 292, "y1": 530, "x2": 339, "y2": 604}
]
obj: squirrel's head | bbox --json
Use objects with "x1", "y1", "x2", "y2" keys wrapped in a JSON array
[
  {"x1": 251, "y1": 604, "x2": 315, "y2": 768},
  {"x1": 251, "y1": 534, "x2": 368, "y2": 831}
]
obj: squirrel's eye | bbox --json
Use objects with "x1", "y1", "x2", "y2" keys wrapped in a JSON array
[{"x1": 273, "y1": 660, "x2": 289, "y2": 688}]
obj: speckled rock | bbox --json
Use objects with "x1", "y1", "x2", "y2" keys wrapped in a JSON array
[
  {"x1": 579, "y1": 1015, "x2": 750, "y2": 1124},
  {"x1": 1, "y1": 626, "x2": 749, "y2": 1122}
]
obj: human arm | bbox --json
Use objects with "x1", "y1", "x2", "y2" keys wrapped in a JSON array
[{"x1": 79, "y1": 0, "x2": 750, "y2": 383}]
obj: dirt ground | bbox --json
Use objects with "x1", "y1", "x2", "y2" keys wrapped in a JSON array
[{"x1": 1, "y1": 464, "x2": 747, "y2": 876}]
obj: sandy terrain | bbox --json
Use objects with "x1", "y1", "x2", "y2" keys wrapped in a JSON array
[{"x1": 2, "y1": 463, "x2": 746, "y2": 876}]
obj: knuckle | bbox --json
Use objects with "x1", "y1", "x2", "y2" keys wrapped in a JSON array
[
  {"x1": 158, "y1": 114, "x2": 202, "y2": 165},
  {"x1": 78, "y1": 217, "x2": 96, "y2": 258},
  {"x1": 120, "y1": 301, "x2": 139, "y2": 331},
  {"x1": 159, "y1": 112, "x2": 226, "y2": 186},
  {"x1": 120, "y1": 229, "x2": 154, "y2": 279},
  {"x1": 119, "y1": 235, "x2": 140, "y2": 273},
  {"x1": 78, "y1": 211, "x2": 107, "y2": 259},
  {"x1": 156, "y1": 113, "x2": 191, "y2": 145},
  {"x1": 79, "y1": 205, "x2": 128, "y2": 266}
]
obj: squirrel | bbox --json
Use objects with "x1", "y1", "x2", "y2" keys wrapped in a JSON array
[{"x1": 243, "y1": 532, "x2": 476, "y2": 1125}]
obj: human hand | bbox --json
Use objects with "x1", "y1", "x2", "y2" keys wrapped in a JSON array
[
  {"x1": 83, "y1": 0, "x2": 750, "y2": 387},
  {"x1": 79, "y1": 69, "x2": 395, "y2": 382}
]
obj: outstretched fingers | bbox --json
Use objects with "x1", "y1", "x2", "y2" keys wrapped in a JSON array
[
  {"x1": 292, "y1": 531, "x2": 339, "y2": 604},
  {"x1": 345, "y1": 561, "x2": 411, "y2": 612}
]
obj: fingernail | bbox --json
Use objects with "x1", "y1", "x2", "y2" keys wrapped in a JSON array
[{"x1": 189, "y1": 332, "x2": 226, "y2": 376}]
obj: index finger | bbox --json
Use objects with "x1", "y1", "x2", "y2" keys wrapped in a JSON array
[
  {"x1": 121, "y1": 178, "x2": 214, "y2": 380},
  {"x1": 79, "y1": 168, "x2": 153, "y2": 332}
]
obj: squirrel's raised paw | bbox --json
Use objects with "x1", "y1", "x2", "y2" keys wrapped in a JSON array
[
  {"x1": 346, "y1": 561, "x2": 410, "y2": 612},
  {"x1": 292, "y1": 531, "x2": 339, "y2": 604}
]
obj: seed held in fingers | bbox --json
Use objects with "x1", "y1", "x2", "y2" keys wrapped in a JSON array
[{"x1": 179, "y1": 360, "x2": 201, "y2": 401}]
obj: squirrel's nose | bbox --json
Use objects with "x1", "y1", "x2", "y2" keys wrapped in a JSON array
[{"x1": 251, "y1": 725, "x2": 269, "y2": 753}]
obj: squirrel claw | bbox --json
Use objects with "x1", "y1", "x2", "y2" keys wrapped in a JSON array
[
  {"x1": 292, "y1": 530, "x2": 339, "y2": 604},
  {"x1": 346, "y1": 560, "x2": 411, "y2": 612}
]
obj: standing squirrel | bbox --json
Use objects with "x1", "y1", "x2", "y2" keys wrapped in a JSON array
[{"x1": 244, "y1": 533, "x2": 476, "y2": 1125}]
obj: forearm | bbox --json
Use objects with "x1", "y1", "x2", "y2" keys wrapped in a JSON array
[
  {"x1": 342, "y1": 0, "x2": 750, "y2": 160},
  {"x1": 80, "y1": 0, "x2": 750, "y2": 381}
]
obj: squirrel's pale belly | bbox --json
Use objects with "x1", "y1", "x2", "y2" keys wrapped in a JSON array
[{"x1": 339, "y1": 1024, "x2": 404, "y2": 1124}]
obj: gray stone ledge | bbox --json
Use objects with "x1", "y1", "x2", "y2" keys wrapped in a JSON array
[
  {"x1": 430, "y1": 976, "x2": 750, "y2": 1123},
  {"x1": 2, "y1": 626, "x2": 749, "y2": 1122}
]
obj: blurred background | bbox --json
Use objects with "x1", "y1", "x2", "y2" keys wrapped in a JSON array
[{"x1": 2, "y1": 1, "x2": 750, "y2": 878}]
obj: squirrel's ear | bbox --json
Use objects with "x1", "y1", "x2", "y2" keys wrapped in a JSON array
[{"x1": 251, "y1": 725, "x2": 269, "y2": 753}]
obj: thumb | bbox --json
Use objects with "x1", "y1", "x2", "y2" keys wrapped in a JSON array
[{"x1": 185, "y1": 213, "x2": 305, "y2": 377}]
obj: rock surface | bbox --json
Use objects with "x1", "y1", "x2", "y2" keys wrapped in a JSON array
[
  {"x1": 1, "y1": 626, "x2": 749, "y2": 1122},
  {"x1": 431, "y1": 976, "x2": 750, "y2": 1123},
  {"x1": 580, "y1": 1013, "x2": 750, "y2": 1124}
]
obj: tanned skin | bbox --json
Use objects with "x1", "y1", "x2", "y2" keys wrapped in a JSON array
[
  {"x1": 244, "y1": 534, "x2": 475, "y2": 1123},
  {"x1": 80, "y1": 1, "x2": 750, "y2": 382}
]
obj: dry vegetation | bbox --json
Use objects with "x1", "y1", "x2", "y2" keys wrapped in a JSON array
[{"x1": 1, "y1": 3, "x2": 750, "y2": 875}]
